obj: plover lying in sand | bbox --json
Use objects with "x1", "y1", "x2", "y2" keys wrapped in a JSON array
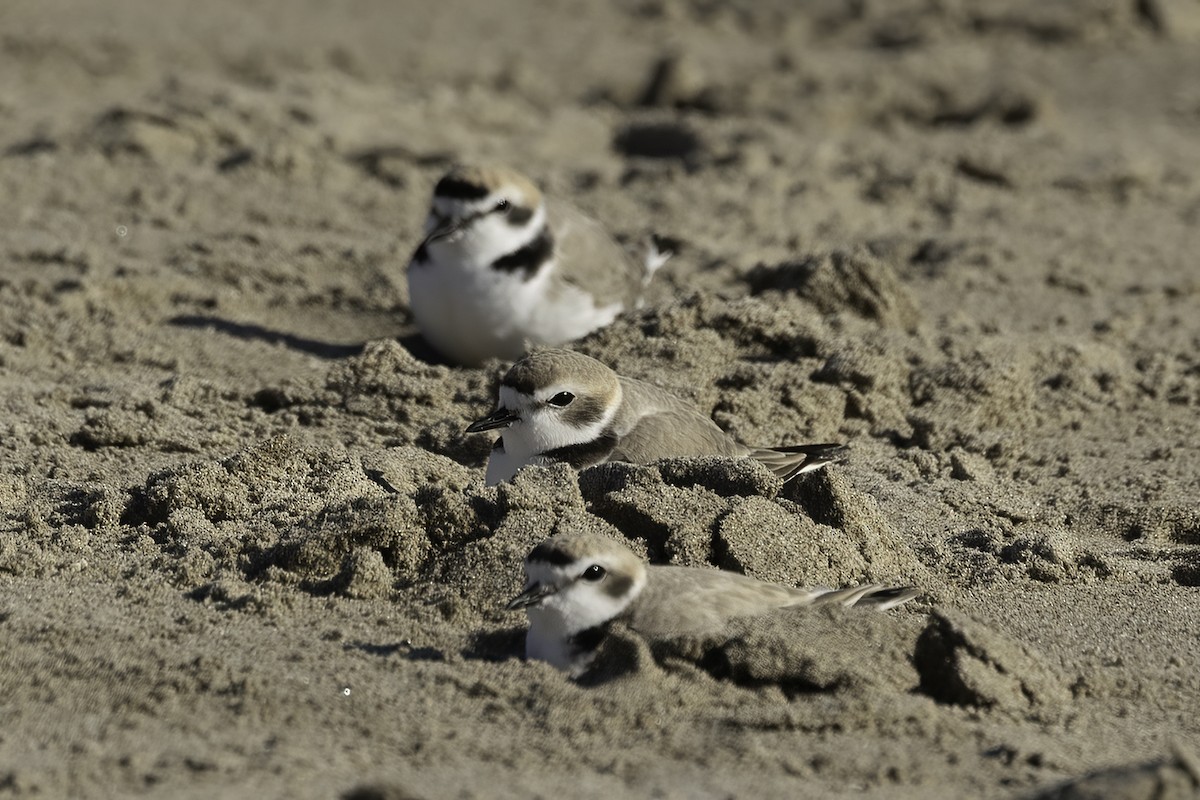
[
  {"x1": 407, "y1": 165, "x2": 667, "y2": 366},
  {"x1": 506, "y1": 533, "x2": 919, "y2": 676},
  {"x1": 466, "y1": 348, "x2": 847, "y2": 485}
]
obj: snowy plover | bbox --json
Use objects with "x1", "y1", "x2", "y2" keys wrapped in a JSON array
[
  {"x1": 406, "y1": 165, "x2": 667, "y2": 366},
  {"x1": 466, "y1": 348, "x2": 847, "y2": 485},
  {"x1": 507, "y1": 533, "x2": 919, "y2": 676}
]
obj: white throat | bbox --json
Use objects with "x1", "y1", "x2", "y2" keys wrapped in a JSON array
[
  {"x1": 426, "y1": 203, "x2": 547, "y2": 268},
  {"x1": 497, "y1": 384, "x2": 620, "y2": 465},
  {"x1": 522, "y1": 560, "x2": 646, "y2": 674}
]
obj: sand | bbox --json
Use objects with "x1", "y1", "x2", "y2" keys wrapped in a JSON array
[{"x1": 1, "y1": 0, "x2": 1199, "y2": 797}]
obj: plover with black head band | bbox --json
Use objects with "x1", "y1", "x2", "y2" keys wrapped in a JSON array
[
  {"x1": 407, "y1": 165, "x2": 667, "y2": 366},
  {"x1": 467, "y1": 348, "x2": 847, "y2": 485},
  {"x1": 507, "y1": 533, "x2": 920, "y2": 677}
]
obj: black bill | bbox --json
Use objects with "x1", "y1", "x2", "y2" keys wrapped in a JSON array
[
  {"x1": 420, "y1": 215, "x2": 465, "y2": 246},
  {"x1": 505, "y1": 582, "x2": 557, "y2": 611},
  {"x1": 466, "y1": 407, "x2": 521, "y2": 433}
]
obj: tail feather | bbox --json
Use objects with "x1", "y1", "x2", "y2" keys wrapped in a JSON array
[
  {"x1": 805, "y1": 584, "x2": 921, "y2": 612},
  {"x1": 749, "y1": 442, "x2": 848, "y2": 482}
]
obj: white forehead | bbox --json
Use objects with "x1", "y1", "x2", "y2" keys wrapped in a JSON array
[
  {"x1": 524, "y1": 559, "x2": 572, "y2": 584},
  {"x1": 498, "y1": 385, "x2": 527, "y2": 408}
]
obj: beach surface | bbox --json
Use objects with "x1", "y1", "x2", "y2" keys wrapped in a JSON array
[{"x1": 1, "y1": 0, "x2": 1199, "y2": 797}]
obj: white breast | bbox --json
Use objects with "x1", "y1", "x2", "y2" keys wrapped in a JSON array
[
  {"x1": 524, "y1": 606, "x2": 576, "y2": 672},
  {"x1": 408, "y1": 254, "x2": 550, "y2": 366},
  {"x1": 485, "y1": 441, "x2": 554, "y2": 486},
  {"x1": 409, "y1": 240, "x2": 627, "y2": 367}
]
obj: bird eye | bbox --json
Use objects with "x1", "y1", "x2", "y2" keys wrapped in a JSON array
[
  {"x1": 581, "y1": 564, "x2": 606, "y2": 582},
  {"x1": 493, "y1": 198, "x2": 510, "y2": 214},
  {"x1": 547, "y1": 391, "x2": 575, "y2": 407}
]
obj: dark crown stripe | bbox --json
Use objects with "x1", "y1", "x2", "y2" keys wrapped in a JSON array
[
  {"x1": 543, "y1": 430, "x2": 618, "y2": 469},
  {"x1": 527, "y1": 542, "x2": 576, "y2": 566},
  {"x1": 434, "y1": 175, "x2": 490, "y2": 200},
  {"x1": 501, "y1": 368, "x2": 539, "y2": 395},
  {"x1": 490, "y1": 229, "x2": 554, "y2": 279}
]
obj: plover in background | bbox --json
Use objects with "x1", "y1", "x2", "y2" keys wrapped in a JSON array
[
  {"x1": 406, "y1": 165, "x2": 668, "y2": 366},
  {"x1": 507, "y1": 533, "x2": 920, "y2": 676},
  {"x1": 466, "y1": 348, "x2": 848, "y2": 485}
]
